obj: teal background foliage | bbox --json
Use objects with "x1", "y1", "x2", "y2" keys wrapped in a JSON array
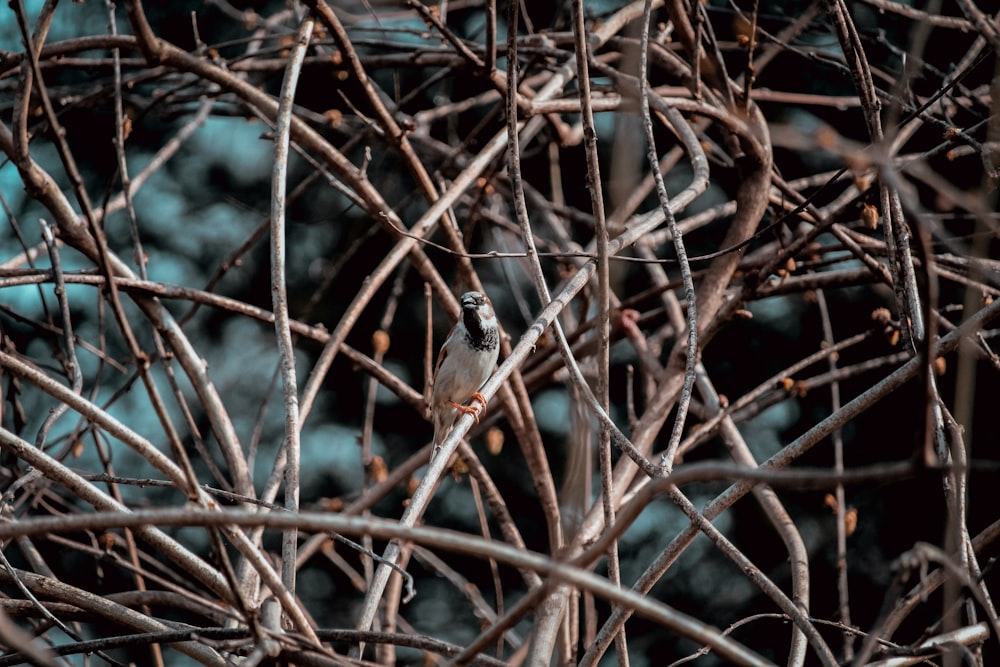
[{"x1": 2, "y1": 0, "x2": 999, "y2": 664}]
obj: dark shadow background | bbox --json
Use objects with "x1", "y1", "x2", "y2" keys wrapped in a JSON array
[{"x1": 1, "y1": 0, "x2": 998, "y2": 665}]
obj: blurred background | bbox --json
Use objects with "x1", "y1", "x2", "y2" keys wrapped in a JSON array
[{"x1": 1, "y1": 0, "x2": 999, "y2": 665}]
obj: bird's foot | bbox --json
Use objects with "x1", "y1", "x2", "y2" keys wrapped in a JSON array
[{"x1": 449, "y1": 392, "x2": 488, "y2": 423}]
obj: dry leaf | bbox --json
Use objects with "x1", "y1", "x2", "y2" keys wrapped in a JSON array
[
  {"x1": 485, "y1": 427, "x2": 504, "y2": 455},
  {"x1": 366, "y1": 455, "x2": 388, "y2": 484},
  {"x1": 372, "y1": 329, "x2": 390, "y2": 355},
  {"x1": 861, "y1": 203, "x2": 879, "y2": 230}
]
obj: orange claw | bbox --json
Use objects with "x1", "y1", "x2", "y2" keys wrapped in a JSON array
[
  {"x1": 470, "y1": 392, "x2": 488, "y2": 411},
  {"x1": 449, "y1": 392, "x2": 488, "y2": 423}
]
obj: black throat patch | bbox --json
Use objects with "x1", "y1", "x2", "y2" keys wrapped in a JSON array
[{"x1": 463, "y1": 309, "x2": 498, "y2": 352}]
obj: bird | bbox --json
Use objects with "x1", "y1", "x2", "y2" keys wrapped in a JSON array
[{"x1": 430, "y1": 291, "x2": 500, "y2": 450}]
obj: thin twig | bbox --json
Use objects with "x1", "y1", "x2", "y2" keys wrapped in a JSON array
[{"x1": 271, "y1": 9, "x2": 314, "y2": 617}]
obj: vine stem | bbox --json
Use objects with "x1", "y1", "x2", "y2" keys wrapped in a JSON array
[{"x1": 271, "y1": 11, "x2": 314, "y2": 618}]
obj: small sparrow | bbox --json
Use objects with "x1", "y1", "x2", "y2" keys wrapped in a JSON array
[{"x1": 430, "y1": 291, "x2": 500, "y2": 449}]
